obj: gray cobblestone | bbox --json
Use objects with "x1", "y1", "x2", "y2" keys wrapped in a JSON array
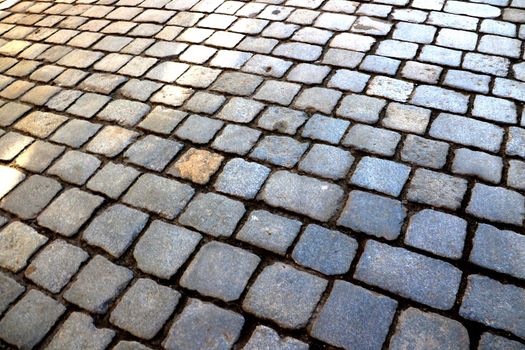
[
  {"x1": 243, "y1": 325, "x2": 308, "y2": 350},
  {"x1": 466, "y1": 183, "x2": 524, "y2": 225},
  {"x1": 407, "y1": 169, "x2": 468, "y2": 210},
  {"x1": 343, "y1": 124, "x2": 400, "y2": 156},
  {"x1": 478, "y1": 333, "x2": 525, "y2": 350},
  {"x1": 452, "y1": 148, "x2": 502, "y2": 183},
  {"x1": 336, "y1": 94, "x2": 386, "y2": 123},
  {"x1": 0, "y1": 272, "x2": 25, "y2": 314},
  {"x1": 350, "y1": 157, "x2": 410, "y2": 197},
  {"x1": 214, "y1": 158, "x2": 270, "y2": 199}
]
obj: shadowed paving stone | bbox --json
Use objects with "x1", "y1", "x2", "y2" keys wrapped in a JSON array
[
  {"x1": 50, "y1": 119, "x2": 101, "y2": 148},
  {"x1": 466, "y1": 184, "x2": 524, "y2": 226},
  {"x1": 309, "y1": 280, "x2": 397, "y2": 350},
  {"x1": 407, "y1": 169, "x2": 468, "y2": 210},
  {"x1": 124, "y1": 135, "x2": 183, "y2": 171},
  {"x1": 389, "y1": 308, "x2": 469, "y2": 350},
  {"x1": 237, "y1": 210, "x2": 302, "y2": 255},
  {"x1": 83, "y1": 204, "x2": 148, "y2": 257},
  {"x1": 67, "y1": 93, "x2": 110, "y2": 119},
  {"x1": 37, "y1": 188, "x2": 104, "y2": 237},
  {"x1": 97, "y1": 99, "x2": 150, "y2": 127},
  {"x1": 293, "y1": 224, "x2": 358, "y2": 275},
  {"x1": 64, "y1": 255, "x2": 133, "y2": 314},
  {"x1": 298, "y1": 144, "x2": 354, "y2": 180},
  {"x1": 133, "y1": 220, "x2": 201, "y2": 279},
  {"x1": 351, "y1": 157, "x2": 410, "y2": 197},
  {"x1": 114, "y1": 341, "x2": 152, "y2": 350},
  {"x1": 0, "y1": 290, "x2": 65, "y2": 349},
  {"x1": 460, "y1": 275, "x2": 525, "y2": 338},
  {"x1": 260, "y1": 171, "x2": 344, "y2": 222},
  {"x1": 48, "y1": 150, "x2": 101, "y2": 185},
  {"x1": 478, "y1": 333, "x2": 525, "y2": 350},
  {"x1": 243, "y1": 262, "x2": 327, "y2": 329},
  {"x1": 25, "y1": 239, "x2": 88, "y2": 293},
  {"x1": 355, "y1": 240, "x2": 462, "y2": 310},
  {"x1": 163, "y1": 299, "x2": 244, "y2": 350},
  {"x1": 470, "y1": 224, "x2": 525, "y2": 279},
  {"x1": 0, "y1": 102, "x2": 32, "y2": 127},
  {"x1": 0, "y1": 132, "x2": 33, "y2": 161},
  {"x1": 0, "y1": 175, "x2": 62, "y2": 219},
  {"x1": 0, "y1": 272, "x2": 24, "y2": 314},
  {"x1": 123, "y1": 174, "x2": 195, "y2": 219},
  {"x1": 405, "y1": 209, "x2": 467, "y2": 259},
  {"x1": 87, "y1": 162, "x2": 140, "y2": 199},
  {"x1": 338, "y1": 191, "x2": 406, "y2": 240},
  {"x1": 110, "y1": 279, "x2": 180, "y2": 339},
  {"x1": 0, "y1": 165, "x2": 25, "y2": 200},
  {"x1": 178, "y1": 192, "x2": 245, "y2": 237},
  {"x1": 214, "y1": 158, "x2": 270, "y2": 199},
  {"x1": 0, "y1": 222, "x2": 47, "y2": 273},
  {"x1": 167, "y1": 148, "x2": 223, "y2": 185},
  {"x1": 243, "y1": 326, "x2": 308, "y2": 350},
  {"x1": 46, "y1": 312, "x2": 115, "y2": 350},
  {"x1": 181, "y1": 241, "x2": 260, "y2": 301}
]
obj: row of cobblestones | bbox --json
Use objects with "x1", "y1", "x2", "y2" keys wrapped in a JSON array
[{"x1": 0, "y1": 0, "x2": 524, "y2": 349}]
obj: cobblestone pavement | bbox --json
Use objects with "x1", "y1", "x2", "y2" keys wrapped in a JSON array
[{"x1": 0, "y1": 0, "x2": 524, "y2": 349}]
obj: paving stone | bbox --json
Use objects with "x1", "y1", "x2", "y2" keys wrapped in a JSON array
[
  {"x1": 331, "y1": 32, "x2": 375, "y2": 52},
  {"x1": 175, "y1": 114, "x2": 223, "y2": 144},
  {"x1": 355, "y1": 240, "x2": 462, "y2": 309},
  {"x1": 243, "y1": 262, "x2": 327, "y2": 329},
  {"x1": 0, "y1": 221, "x2": 47, "y2": 273},
  {"x1": 323, "y1": 48, "x2": 366, "y2": 69},
  {"x1": 479, "y1": 34, "x2": 521, "y2": 58},
  {"x1": 236, "y1": 210, "x2": 302, "y2": 255},
  {"x1": 494, "y1": 78, "x2": 525, "y2": 102},
  {"x1": 0, "y1": 272, "x2": 25, "y2": 314},
  {"x1": 0, "y1": 132, "x2": 33, "y2": 161},
  {"x1": 407, "y1": 169, "x2": 468, "y2": 210},
  {"x1": 402, "y1": 61, "x2": 442, "y2": 83},
  {"x1": 14, "y1": 111, "x2": 67, "y2": 138},
  {"x1": 216, "y1": 97, "x2": 264, "y2": 123},
  {"x1": 150, "y1": 85, "x2": 194, "y2": 107},
  {"x1": 97, "y1": 99, "x2": 150, "y2": 126},
  {"x1": 211, "y1": 72, "x2": 263, "y2": 96},
  {"x1": 328, "y1": 69, "x2": 370, "y2": 92},
  {"x1": 299, "y1": 144, "x2": 354, "y2": 180},
  {"x1": 466, "y1": 183, "x2": 524, "y2": 226},
  {"x1": 367, "y1": 76, "x2": 414, "y2": 102},
  {"x1": 86, "y1": 126, "x2": 139, "y2": 157},
  {"x1": 301, "y1": 114, "x2": 350, "y2": 144},
  {"x1": 250, "y1": 135, "x2": 308, "y2": 168},
  {"x1": 287, "y1": 63, "x2": 331, "y2": 84},
  {"x1": 110, "y1": 278, "x2": 180, "y2": 339},
  {"x1": 257, "y1": 107, "x2": 307, "y2": 135},
  {"x1": 163, "y1": 299, "x2": 244, "y2": 350},
  {"x1": 181, "y1": 241, "x2": 260, "y2": 301},
  {"x1": 124, "y1": 135, "x2": 183, "y2": 171},
  {"x1": 83, "y1": 204, "x2": 148, "y2": 257},
  {"x1": 389, "y1": 308, "x2": 469, "y2": 350},
  {"x1": 382, "y1": 103, "x2": 430, "y2": 134},
  {"x1": 133, "y1": 220, "x2": 201, "y2": 279},
  {"x1": 294, "y1": 87, "x2": 342, "y2": 114},
  {"x1": 463, "y1": 52, "x2": 509, "y2": 76},
  {"x1": 411, "y1": 85, "x2": 468, "y2": 113},
  {"x1": 167, "y1": 148, "x2": 223, "y2": 185},
  {"x1": 243, "y1": 325, "x2": 308, "y2": 350},
  {"x1": 405, "y1": 209, "x2": 467, "y2": 259},
  {"x1": 67, "y1": 93, "x2": 110, "y2": 118},
  {"x1": 211, "y1": 124, "x2": 261, "y2": 155},
  {"x1": 343, "y1": 124, "x2": 400, "y2": 156},
  {"x1": 214, "y1": 158, "x2": 270, "y2": 199},
  {"x1": 79, "y1": 73, "x2": 128, "y2": 94},
  {"x1": 184, "y1": 92, "x2": 225, "y2": 114},
  {"x1": 86, "y1": 162, "x2": 139, "y2": 199},
  {"x1": 478, "y1": 333, "x2": 525, "y2": 350},
  {"x1": 309, "y1": 280, "x2": 397, "y2": 350},
  {"x1": 0, "y1": 102, "x2": 31, "y2": 126},
  {"x1": 507, "y1": 127, "x2": 525, "y2": 158},
  {"x1": 460, "y1": 275, "x2": 525, "y2": 338},
  {"x1": 260, "y1": 171, "x2": 344, "y2": 222},
  {"x1": 138, "y1": 106, "x2": 186, "y2": 134},
  {"x1": 242, "y1": 54, "x2": 292, "y2": 77},
  {"x1": 508, "y1": 160, "x2": 525, "y2": 191},
  {"x1": 0, "y1": 290, "x2": 65, "y2": 349},
  {"x1": 50, "y1": 119, "x2": 101, "y2": 148},
  {"x1": 254, "y1": 80, "x2": 301, "y2": 105},
  {"x1": 0, "y1": 175, "x2": 61, "y2": 219},
  {"x1": 119, "y1": 79, "x2": 161, "y2": 101},
  {"x1": 113, "y1": 341, "x2": 153, "y2": 350},
  {"x1": 64, "y1": 255, "x2": 133, "y2": 314},
  {"x1": 393, "y1": 22, "x2": 436, "y2": 43},
  {"x1": 351, "y1": 157, "x2": 410, "y2": 197},
  {"x1": 46, "y1": 312, "x2": 115, "y2": 350},
  {"x1": 336, "y1": 94, "x2": 386, "y2": 123},
  {"x1": 178, "y1": 192, "x2": 245, "y2": 237},
  {"x1": 452, "y1": 148, "x2": 502, "y2": 183},
  {"x1": 37, "y1": 188, "x2": 104, "y2": 237},
  {"x1": 48, "y1": 150, "x2": 101, "y2": 185}
]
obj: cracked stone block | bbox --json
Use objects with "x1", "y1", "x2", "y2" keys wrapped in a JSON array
[
  {"x1": 260, "y1": 171, "x2": 344, "y2": 222},
  {"x1": 133, "y1": 220, "x2": 201, "y2": 279},
  {"x1": 64, "y1": 255, "x2": 133, "y2": 314},
  {"x1": 46, "y1": 312, "x2": 115, "y2": 350},
  {"x1": 175, "y1": 114, "x2": 223, "y2": 144},
  {"x1": 405, "y1": 209, "x2": 467, "y2": 260},
  {"x1": 1, "y1": 175, "x2": 62, "y2": 219},
  {"x1": 301, "y1": 114, "x2": 350, "y2": 144},
  {"x1": 37, "y1": 188, "x2": 104, "y2": 237},
  {"x1": 181, "y1": 241, "x2": 260, "y2": 301},
  {"x1": 293, "y1": 87, "x2": 342, "y2": 114},
  {"x1": 250, "y1": 135, "x2": 308, "y2": 168},
  {"x1": 299, "y1": 144, "x2": 354, "y2": 180},
  {"x1": 243, "y1": 326, "x2": 308, "y2": 350},
  {"x1": 124, "y1": 135, "x2": 183, "y2": 171},
  {"x1": 389, "y1": 308, "x2": 469, "y2": 350},
  {"x1": 350, "y1": 157, "x2": 410, "y2": 197},
  {"x1": 110, "y1": 278, "x2": 180, "y2": 339},
  {"x1": 292, "y1": 224, "x2": 357, "y2": 275},
  {"x1": 178, "y1": 192, "x2": 245, "y2": 237},
  {"x1": 123, "y1": 174, "x2": 195, "y2": 219},
  {"x1": 97, "y1": 99, "x2": 150, "y2": 126},
  {"x1": 257, "y1": 107, "x2": 307, "y2": 135},
  {"x1": 48, "y1": 150, "x2": 101, "y2": 185},
  {"x1": 50, "y1": 119, "x2": 101, "y2": 148},
  {"x1": 236, "y1": 210, "x2": 301, "y2": 255},
  {"x1": 167, "y1": 148, "x2": 224, "y2": 185},
  {"x1": 401, "y1": 135, "x2": 449, "y2": 169},
  {"x1": 83, "y1": 204, "x2": 148, "y2": 257},
  {"x1": 243, "y1": 262, "x2": 327, "y2": 329},
  {"x1": 478, "y1": 333, "x2": 525, "y2": 350},
  {"x1": 216, "y1": 97, "x2": 264, "y2": 123},
  {"x1": 338, "y1": 190, "x2": 406, "y2": 240},
  {"x1": 407, "y1": 169, "x2": 468, "y2": 210},
  {"x1": 337, "y1": 94, "x2": 386, "y2": 123},
  {"x1": 460, "y1": 275, "x2": 524, "y2": 338},
  {"x1": 355, "y1": 240, "x2": 462, "y2": 310},
  {"x1": 163, "y1": 299, "x2": 244, "y2": 350},
  {"x1": 0, "y1": 272, "x2": 25, "y2": 314},
  {"x1": 214, "y1": 158, "x2": 270, "y2": 199},
  {"x1": 87, "y1": 162, "x2": 140, "y2": 199},
  {"x1": 470, "y1": 224, "x2": 525, "y2": 279},
  {"x1": 0, "y1": 132, "x2": 33, "y2": 161},
  {"x1": 309, "y1": 280, "x2": 397, "y2": 350},
  {"x1": 25, "y1": 239, "x2": 88, "y2": 293},
  {"x1": 343, "y1": 124, "x2": 400, "y2": 156},
  {"x1": 0, "y1": 290, "x2": 65, "y2": 349},
  {"x1": 212, "y1": 124, "x2": 261, "y2": 155},
  {"x1": 466, "y1": 184, "x2": 524, "y2": 226}
]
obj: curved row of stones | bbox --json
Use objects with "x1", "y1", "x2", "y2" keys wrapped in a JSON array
[{"x1": 0, "y1": 0, "x2": 524, "y2": 349}]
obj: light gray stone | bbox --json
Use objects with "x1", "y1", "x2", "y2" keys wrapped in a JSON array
[{"x1": 0, "y1": 222, "x2": 48, "y2": 273}]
